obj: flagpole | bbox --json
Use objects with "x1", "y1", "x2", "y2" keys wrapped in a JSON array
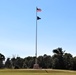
[
  {"x1": 33, "y1": 7, "x2": 40, "y2": 69},
  {"x1": 35, "y1": 7, "x2": 37, "y2": 64}
]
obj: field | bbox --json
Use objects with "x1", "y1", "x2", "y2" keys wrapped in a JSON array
[{"x1": 0, "y1": 69, "x2": 76, "y2": 75}]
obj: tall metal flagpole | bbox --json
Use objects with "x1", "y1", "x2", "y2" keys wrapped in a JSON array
[
  {"x1": 35, "y1": 7, "x2": 37, "y2": 64},
  {"x1": 33, "y1": 7, "x2": 40, "y2": 69}
]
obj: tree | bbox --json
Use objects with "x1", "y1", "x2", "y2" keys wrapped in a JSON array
[
  {"x1": 38, "y1": 56, "x2": 43, "y2": 68},
  {"x1": 52, "y1": 48, "x2": 65, "y2": 69},
  {"x1": 0, "y1": 53, "x2": 5, "y2": 68},
  {"x1": 52, "y1": 57, "x2": 60, "y2": 69},
  {"x1": 11, "y1": 57, "x2": 16, "y2": 68},
  {"x1": 63, "y1": 53, "x2": 73, "y2": 70},
  {"x1": 15, "y1": 57, "x2": 24, "y2": 69},
  {"x1": 5, "y1": 58, "x2": 12, "y2": 68},
  {"x1": 38, "y1": 54, "x2": 52, "y2": 68},
  {"x1": 73, "y1": 56, "x2": 76, "y2": 70},
  {"x1": 24, "y1": 56, "x2": 35, "y2": 68},
  {"x1": 43, "y1": 54, "x2": 52, "y2": 68},
  {"x1": 53, "y1": 47, "x2": 64, "y2": 55}
]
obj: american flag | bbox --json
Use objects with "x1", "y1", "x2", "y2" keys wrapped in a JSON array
[{"x1": 37, "y1": 8, "x2": 41, "y2": 12}]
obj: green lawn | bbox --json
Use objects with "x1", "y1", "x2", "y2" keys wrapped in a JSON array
[{"x1": 0, "y1": 69, "x2": 76, "y2": 75}]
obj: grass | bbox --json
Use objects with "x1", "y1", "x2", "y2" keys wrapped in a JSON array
[{"x1": 0, "y1": 69, "x2": 76, "y2": 75}]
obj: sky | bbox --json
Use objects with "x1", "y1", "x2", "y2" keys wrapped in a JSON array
[{"x1": 0, "y1": 0, "x2": 76, "y2": 58}]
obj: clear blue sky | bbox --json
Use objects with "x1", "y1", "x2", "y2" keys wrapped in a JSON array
[{"x1": 0, "y1": 0, "x2": 76, "y2": 58}]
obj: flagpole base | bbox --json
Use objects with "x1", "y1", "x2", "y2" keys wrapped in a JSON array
[{"x1": 33, "y1": 64, "x2": 39, "y2": 69}]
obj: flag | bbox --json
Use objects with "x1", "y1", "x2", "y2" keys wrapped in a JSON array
[
  {"x1": 37, "y1": 16, "x2": 41, "y2": 20},
  {"x1": 37, "y1": 8, "x2": 41, "y2": 12}
]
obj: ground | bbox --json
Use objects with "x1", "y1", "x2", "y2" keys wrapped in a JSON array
[{"x1": 0, "y1": 69, "x2": 76, "y2": 75}]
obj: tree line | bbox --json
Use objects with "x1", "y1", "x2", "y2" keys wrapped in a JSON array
[{"x1": 0, "y1": 47, "x2": 76, "y2": 70}]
